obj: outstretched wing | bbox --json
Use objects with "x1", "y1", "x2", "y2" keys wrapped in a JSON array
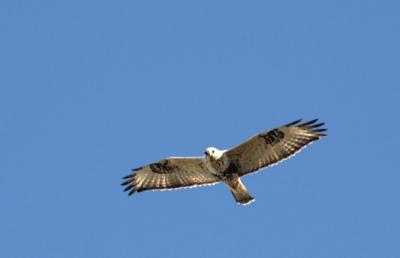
[
  {"x1": 223, "y1": 119, "x2": 327, "y2": 176},
  {"x1": 122, "y1": 157, "x2": 220, "y2": 195}
]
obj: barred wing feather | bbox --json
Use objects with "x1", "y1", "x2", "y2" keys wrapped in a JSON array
[
  {"x1": 122, "y1": 157, "x2": 220, "y2": 195},
  {"x1": 224, "y1": 119, "x2": 327, "y2": 176}
]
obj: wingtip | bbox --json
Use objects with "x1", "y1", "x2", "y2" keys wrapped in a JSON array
[
  {"x1": 121, "y1": 181, "x2": 130, "y2": 186},
  {"x1": 313, "y1": 128, "x2": 327, "y2": 133},
  {"x1": 122, "y1": 172, "x2": 137, "y2": 195},
  {"x1": 128, "y1": 189, "x2": 136, "y2": 196},
  {"x1": 285, "y1": 119, "x2": 302, "y2": 127},
  {"x1": 122, "y1": 174, "x2": 132, "y2": 179},
  {"x1": 299, "y1": 118, "x2": 319, "y2": 127},
  {"x1": 124, "y1": 184, "x2": 134, "y2": 192},
  {"x1": 290, "y1": 118, "x2": 328, "y2": 137},
  {"x1": 309, "y1": 122, "x2": 325, "y2": 128}
]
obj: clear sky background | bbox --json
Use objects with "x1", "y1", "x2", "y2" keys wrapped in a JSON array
[{"x1": 1, "y1": 1, "x2": 399, "y2": 258}]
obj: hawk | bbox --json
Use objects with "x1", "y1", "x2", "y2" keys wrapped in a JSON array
[{"x1": 122, "y1": 119, "x2": 327, "y2": 205}]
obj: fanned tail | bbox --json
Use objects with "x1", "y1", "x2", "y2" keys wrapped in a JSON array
[
  {"x1": 231, "y1": 188, "x2": 255, "y2": 205},
  {"x1": 226, "y1": 177, "x2": 255, "y2": 205}
]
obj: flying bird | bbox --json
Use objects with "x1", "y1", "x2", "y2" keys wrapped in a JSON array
[{"x1": 122, "y1": 119, "x2": 327, "y2": 205}]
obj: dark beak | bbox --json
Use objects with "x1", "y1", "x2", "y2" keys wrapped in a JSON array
[{"x1": 204, "y1": 151, "x2": 208, "y2": 156}]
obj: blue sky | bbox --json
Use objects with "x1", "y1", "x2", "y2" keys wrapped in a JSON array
[{"x1": 1, "y1": 0, "x2": 399, "y2": 257}]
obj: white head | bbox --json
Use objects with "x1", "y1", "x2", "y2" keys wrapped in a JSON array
[{"x1": 204, "y1": 147, "x2": 224, "y2": 160}]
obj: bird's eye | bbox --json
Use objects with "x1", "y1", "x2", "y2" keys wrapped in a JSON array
[{"x1": 212, "y1": 150, "x2": 215, "y2": 154}]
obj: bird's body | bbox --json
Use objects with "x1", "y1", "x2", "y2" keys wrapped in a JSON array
[
  {"x1": 122, "y1": 119, "x2": 327, "y2": 205},
  {"x1": 203, "y1": 147, "x2": 255, "y2": 204}
]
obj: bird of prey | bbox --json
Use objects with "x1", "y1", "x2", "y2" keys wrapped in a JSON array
[{"x1": 122, "y1": 119, "x2": 327, "y2": 205}]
